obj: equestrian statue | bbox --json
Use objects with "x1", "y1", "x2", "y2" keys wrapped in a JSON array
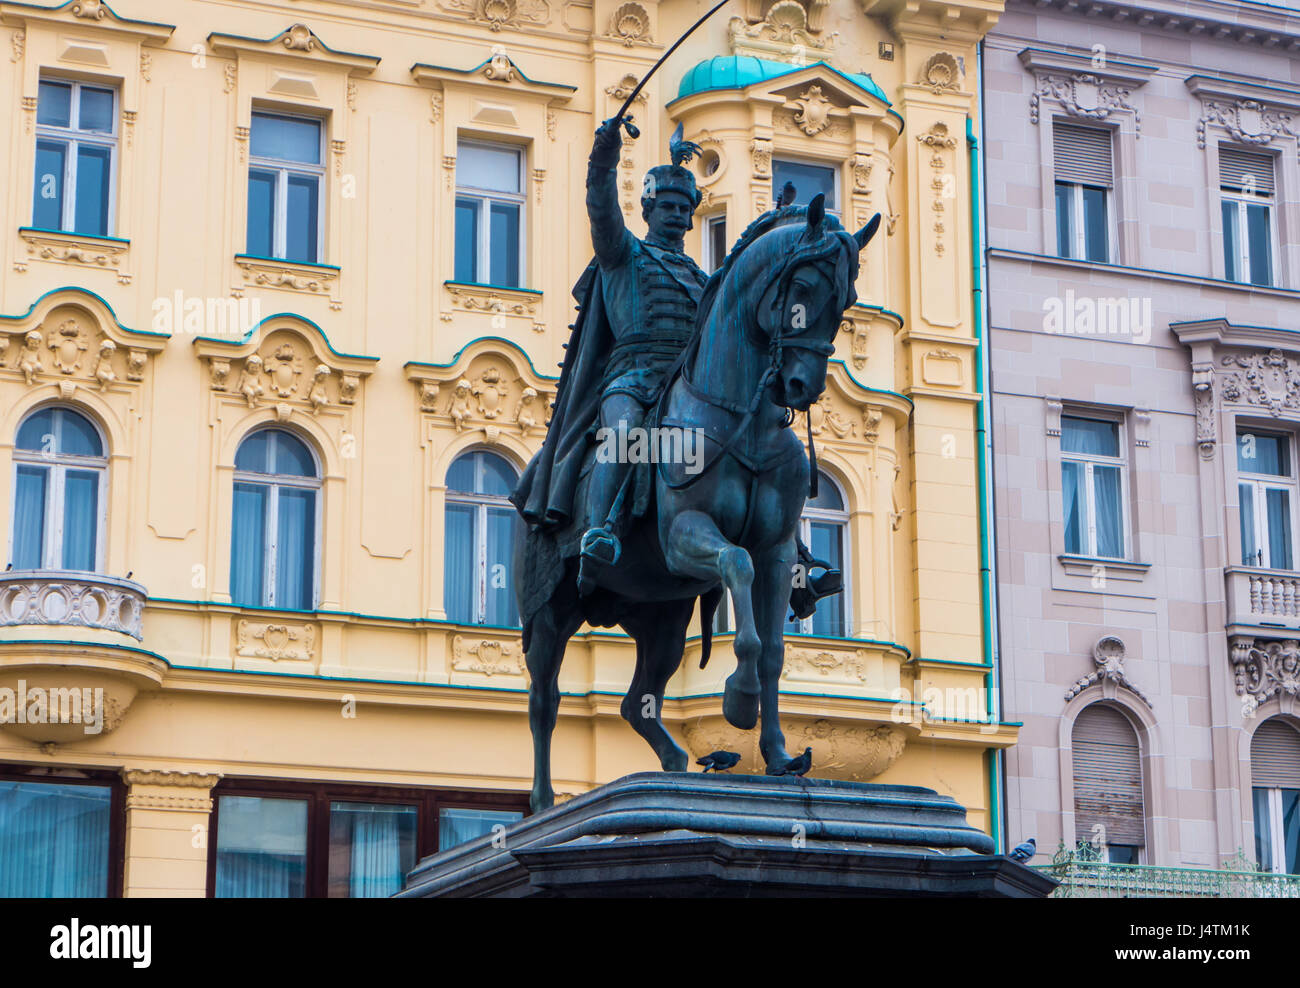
[{"x1": 511, "y1": 114, "x2": 880, "y2": 812}]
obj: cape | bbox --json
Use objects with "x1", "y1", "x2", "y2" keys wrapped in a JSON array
[{"x1": 510, "y1": 256, "x2": 608, "y2": 529}]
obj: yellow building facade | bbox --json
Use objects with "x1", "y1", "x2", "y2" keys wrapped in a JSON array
[{"x1": 0, "y1": 0, "x2": 1012, "y2": 897}]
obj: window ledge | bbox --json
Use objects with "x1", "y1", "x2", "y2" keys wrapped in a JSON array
[
  {"x1": 234, "y1": 254, "x2": 340, "y2": 301},
  {"x1": 18, "y1": 227, "x2": 131, "y2": 282},
  {"x1": 1057, "y1": 554, "x2": 1151, "y2": 580},
  {"x1": 443, "y1": 281, "x2": 543, "y2": 319}
]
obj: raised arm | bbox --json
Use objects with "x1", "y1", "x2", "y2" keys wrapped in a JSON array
[{"x1": 587, "y1": 118, "x2": 633, "y2": 268}]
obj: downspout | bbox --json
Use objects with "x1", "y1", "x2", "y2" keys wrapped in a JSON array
[{"x1": 970, "y1": 41, "x2": 1006, "y2": 853}]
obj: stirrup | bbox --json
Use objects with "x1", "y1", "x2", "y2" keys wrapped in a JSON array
[{"x1": 580, "y1": 526, "x2": 622, "y2": 565}]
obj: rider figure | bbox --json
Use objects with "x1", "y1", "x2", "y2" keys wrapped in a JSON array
[{"x1": 578, "y1": 118, "x2": 707, "y2": 593}]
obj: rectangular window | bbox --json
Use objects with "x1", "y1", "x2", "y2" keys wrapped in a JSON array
[
  {"x1": 32, "y1": 79, "x2": 117, "y2": 237},
  {"x1": 1238, "y1": 428, "x2": 1295, "y2": 569},
  {"x1": 210, "y1": 781, "x2": 528, "y2": 897},
  {"x1": 1221, "y1": 147, "x2": 1275, "y2": 287},
  {"x1": 703, "y1": 214, "x2": 727, "y2": 274},
  {"x1": 1253, "y1": 787, "x2": 1300, "y2": 875},
  {"x1": 455, "y1": 142, "x2": 524, "y2": 287},
  {"x1": 0, "y1": 779, "x2": 114, "y2": 897},
  {"x1": 1053, "y1": 123, "x2": 1112, "y2": 263},
  {"x1": 1061, "y1": 414, "x2": 1126, "y2": 559},
  {"x1": 246, "y1": 112, "x2": 324, "y2": 264},
  {"x1": 773, "y1": 158, "x2": 838, "y2": 215}
]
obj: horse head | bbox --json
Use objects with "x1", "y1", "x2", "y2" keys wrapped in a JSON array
[{"x1": 736, "y1": 195, "x2": 880, "y2": 411}]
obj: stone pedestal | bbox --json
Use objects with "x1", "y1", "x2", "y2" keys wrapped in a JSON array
[{"x1": 398, "y1": 772, "x2": 1056, "y2": 898}]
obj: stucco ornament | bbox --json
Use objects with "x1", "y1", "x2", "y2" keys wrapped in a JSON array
[
  {"x1": 1031, "y1": 73, "x2": 1139, "y2": 134},
  {"x1": 1231, "y1": 638, "x2": 1300, "y2": 707},
  {"x1": 792, "y1": 85, "x2": 833, "y2": 135},
  {"x1": 1065, "y1": 635, "x2": 1152, "y2": 708},
  {"x1": 1219, "y1": 349, "x2": 1300, "y2": 416},
  {"x1": 1197, "y1": 98, "x2": 1295, "y2": 149}
]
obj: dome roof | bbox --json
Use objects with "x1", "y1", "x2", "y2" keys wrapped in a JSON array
[{"x1": 674, "y1": 55, "x2": 891, "y2": 107}]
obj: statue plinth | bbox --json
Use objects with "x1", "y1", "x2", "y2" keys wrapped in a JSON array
[{"x1": 397, "y1": 773, "x2": 1057, "y2": 898}]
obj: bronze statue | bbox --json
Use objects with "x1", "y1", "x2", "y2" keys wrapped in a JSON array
[{"x1": 512, "y1": 118, "x2": 880, "y2": 812}]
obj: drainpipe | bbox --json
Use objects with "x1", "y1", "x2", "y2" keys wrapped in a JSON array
[{"x1": 970, "y1": 41, "x2": 1006, "y2": 853}]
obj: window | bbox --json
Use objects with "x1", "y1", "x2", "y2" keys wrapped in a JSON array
[
  {"x1": 1072, "y1": 704, "x2": 1145, "y2": 863},
  {"x1": 209, "y1": 780, "x2": 527, "y2": 898},
  {"x1": 786, "y1": 472, "x2": 848, "y2": 637},
  {"x1": 1220, "y1": 146, "x2": 1275, "y2": 287},
  {"x1": 231, "y1": 429, "x2": 320, "y2": 610},
  {"x1": 1237, "y1": 428, "x2": 1295, "y2": 569},
  {"x1": 444, "y1": 450, "x2": 519, "y2": 627},
  {"x1": 773, "y1": 158, "x2": 838, "y2": 215},
  {"x1": 11, "y1": 407, "x2": 106, "y2": 572},
  {"x1": 1061, "y1": 415, "x2": 1126, "y2": 559},
  {"x1": 454, "y1": 142, "x2": 524, "y2": 287},
  {"x1": 1251, "y1": 719, "x2": 1300, "y2": 875},
  {"x1": 703, "y1": 214, "x2": 727, "y2": 274},
  {"x1": 1053, "y1": 123, "x2": 1112, "y2": 263},
  {"x1": 0, "y1": 778, "x2": 116, "y2": 897},
  {"x1": 246, "y1": 112, "x2": 324, "y2": 264},
  {"x1": 33, "y1": 78, "x2": 117, "y2": 237}
]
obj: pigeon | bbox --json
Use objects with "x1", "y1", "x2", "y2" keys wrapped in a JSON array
[
  {"x1": 770, "y1": 746, "x2": 812, "y2": 777},
  {"x1": 1009, "y1": 838, "x2": 1036, "y2": 862},
  {"x1": 697, "y1": 750, "x2": 741, "y2": 773},
  {"x1": 779, "y1": 180, "x2": 797, "y2": 207}
]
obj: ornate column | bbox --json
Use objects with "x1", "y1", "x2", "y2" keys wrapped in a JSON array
[{"x1": 120, "y1": 768, "x2": 222, "y2": 897}]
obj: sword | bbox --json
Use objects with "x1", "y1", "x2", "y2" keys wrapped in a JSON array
[{"x1": 612, "y1": 0, "x2": 731, "y2": 138}]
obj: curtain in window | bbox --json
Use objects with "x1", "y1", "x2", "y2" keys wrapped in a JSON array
[
  {"x1": 808, "y1": 520, "x2": 844, "y2": 637},
  {"x1": 444, "y1": 503, "x2": 475, "y2": 623},
  {"x1": 484, "y1": 506, "x2": 517, "y2": 626},
  {"x1": 231, "y1": 482, "x2": 267, "y2": 607},
  {"x1": 1062, "y1": 460, "x2": 1084, "y2": 554},
  {"x1": 0, "y1": 782, "x2": 110, "y2": 897},
  {"x1": 12, "y1": 466, "x2": 47, "y2": 569},
  {"x1": 1266, "y1": 488, "x2": 1292, "y2": 570},
  {"x1": 61, "y1": 469, "x2": 98, "y2": 571},
  {"x1": 335, "y1": 804, "x2": 415, "y2": 899},
  {"x1": 1254, "y1": 787, "x2": 1276, "y2": 872},
  {"x1": 1092, "y1": 465, "x2": 1124, "y2": 558},
  {"x1": 276, "y1": 487, "x2": 315, "y2": 610},
  {"x1": 1240, "y1": 483, "x2": 1260, "y2": 566},
  {"x1": 438, "y1": 808, "x2": 522, "y2": 851},
  {"x1": 214, "y1": 796, "x2": 307, "y2": 898}
]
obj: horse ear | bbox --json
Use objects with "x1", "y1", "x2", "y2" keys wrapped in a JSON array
[
  {"x1": 806, "y1": 193, "x2": 825, "y2": 232},
  {"x1": 854, "y1": 212, "x2": 882, "y2": 251}
]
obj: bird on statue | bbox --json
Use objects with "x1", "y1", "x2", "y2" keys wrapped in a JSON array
[
  {"x1": 696, "y1": 750, "x2": 742, "y2": 773},
  {"x1": 770, "y1": 746, "x2": 812, "y2": 777},
  {"x1": 779, "y1": 180, "x2": 797, "y2": 207},
  {"x1": 1009, "y1": 838, "x2": 1036, "y2": 862}
]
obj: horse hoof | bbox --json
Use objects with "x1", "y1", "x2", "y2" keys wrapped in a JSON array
[{"x1": 723, "y1": 679, "x2": 759, "y2": 730}]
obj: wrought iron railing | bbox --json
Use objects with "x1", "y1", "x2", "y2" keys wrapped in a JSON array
[{"x1": 1039, "y1": 843, "x2": 1300, "y2": 898}]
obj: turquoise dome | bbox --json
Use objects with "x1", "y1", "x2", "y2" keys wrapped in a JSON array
[{"x1": 674, "y1": 55, "x2": 891, "y2": 107}]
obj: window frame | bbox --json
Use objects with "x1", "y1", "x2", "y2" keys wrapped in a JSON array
[
  {"x1": 1055, "y1": 180, "x2": 1111, "y2": 263},
  {"x1": 1221, "y1": 189, "x2": 1275, "y2": 288},
  {"x1": 205, "y1": 777, "x2": 529, "y2": 898},
  {"x1": 1060, "y1": 413, "x2": 1129, "y2": 561},
  {"x1": 1253, "y1": 785, "x2": 1299, "y2": 875},
  {"x1": 33, "y1": 77, "x2": 119, "y2": 237},
  {"x1": 454, "y1": 139, "x2": 526, "y2": 288},
  {"x1": 1236, "y1": 427, "x2": 1297, "y2": 570},
  {"x1": 772, "y1": 155, "x2": 840, "y2": 216},
  {"x1": 0, "y1": 764, "x2": 126, "y2": 897},
  {"x1": 443, "y1": 449, "x2": 520, "y2": 628},
  {"x1": 247, "y1": 109, "x2": 327, "y2": 264},
  {"x1": 702, "y1": 213, "x2": 728, "y2": 275},
  {"x1": 231, "y1": 428, "x2": 323, "y2": 611},
  {"x1": 788, "y1": 471, "x2": 850, "y2": 637},
  {"x1": 10, "y1": 406, "x2": 108, "y2": 572}
]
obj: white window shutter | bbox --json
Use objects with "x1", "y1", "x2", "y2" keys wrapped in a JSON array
[
  {"x1": 1072, "y1": 704, "x2": 1145, "y2": 846},
  {"x1": 1251, "y1": 719, "x2": 1300, "y2": 788},
  {"x1": 1053, "y1": 123, "x2": 1114, "y2": 188},
  {"x1": 1219, "y1": 146, "x2": 1275, "y2": 196}
]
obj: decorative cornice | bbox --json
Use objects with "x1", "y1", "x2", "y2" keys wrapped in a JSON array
[
  {"x1": 208, "y1": 23, "x2": 380, "y2": 74},
  {"x1": 1188, "y1": 79, "x2": 1298, "y2": 149},
  {"x1": 410, "y1": 53, "x2": 576, "y2": 101},
  {"x1": 1017, "y1": 47, "x2": 1157, "y2": 88},
  {"x1": 121, "y1": 768, "x2": 221, "y2": 789},
  {"x1": 1008, "y1": 0, "x2": 1300, "y2": 50},
  {"x1": 1065, "y1": 635, "x2": 1152, "y2": 708},
  {"x1": 0, "y1": 0, "x2": 174, "y2": 44}
]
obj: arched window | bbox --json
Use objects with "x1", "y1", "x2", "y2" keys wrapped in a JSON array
[
  {"x1": 1072, "y1": 704, "x2": 1145, "y2": 863},
  {"x1": 231, "y1": 429, "x2": 319, "y2": 610},
  {"x1": 444, "y1": 450, "x2": 519, "y2": 627},
  {"x1": 11, "y1": 406, "x2": 106, "y2": 572},
  {"x1": 786, "y1": 471, "x2": 848, "y2": 637},
  {"x1": 1251, "y1": 718, "x2": 1300, "y2": 875}
]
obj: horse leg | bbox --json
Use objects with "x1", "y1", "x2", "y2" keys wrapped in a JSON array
[
  {"x1": 619, "y1": 600, "x2": 692, "y2": 771},
  {"x1": 751, "y1": 539, "x2": 797, "y2": 773},
  {"x1": 525, "y1": 582, "x2": 584, "y2": 814},
  {"x1": 662, "y1": 509, "x2": 761, "y2": 730}
]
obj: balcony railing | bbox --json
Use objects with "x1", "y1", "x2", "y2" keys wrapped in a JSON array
[
  {"x1": 0, "y1": 571, "x2": 146, "y2": 641},
  {"x1": 1226, "y1": 565, "x2": 1300, "y2": 632},
  {"x1": 1040, "y1": 845, "x2": 1300, "y2": 898}
]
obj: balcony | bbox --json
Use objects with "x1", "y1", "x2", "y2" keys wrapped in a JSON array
[
  {"x1": 1225, "y1": 565, "x2": 1300, "y2": 636},
  {"x1": 0, "y1": 571, "x2": 162, "y2": 743},
  {"x1": 1040, "y1": 845, "x2": 1300, "y2": 898}
]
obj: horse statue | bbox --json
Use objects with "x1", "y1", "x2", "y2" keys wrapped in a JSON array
[{"x1": 513, "y1": 193, "x2": 879, "y2": 812}]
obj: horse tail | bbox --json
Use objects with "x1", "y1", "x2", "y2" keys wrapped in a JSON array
[{"x1": 697, "y1": 586, "x2": 724, "y2": 669}]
